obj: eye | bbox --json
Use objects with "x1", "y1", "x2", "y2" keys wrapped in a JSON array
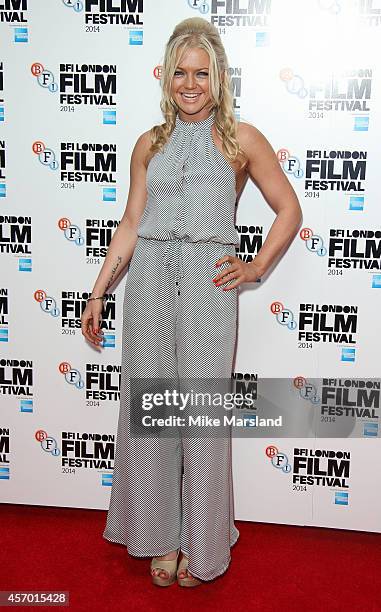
[
  {"x1": 174, "y1": 70, "x2": 183, "y2": 76},
  {"x1": 198, "y1": 71, "x2": 209, "y2": 77}
]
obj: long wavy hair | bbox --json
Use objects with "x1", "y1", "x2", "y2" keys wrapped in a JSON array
[{"x1": 150, "y1": 17, "x2": 247, "y2": 170}]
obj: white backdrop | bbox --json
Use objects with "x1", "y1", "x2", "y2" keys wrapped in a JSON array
[{"x1": 1, "y1": 0, "x2": 380, "y2": 533}]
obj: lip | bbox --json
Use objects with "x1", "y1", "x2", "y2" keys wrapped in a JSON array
[{"x1": 179, "y1": 92, "x2": 203, "y2": 103}]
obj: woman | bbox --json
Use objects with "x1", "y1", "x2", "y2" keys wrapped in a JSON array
[{"x1": 81, "y1": 17, "x2": 302, "y2": 587}]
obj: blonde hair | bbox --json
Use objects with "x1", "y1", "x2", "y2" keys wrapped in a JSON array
[{"x1": 150, "y1": 17, "x2": 247, "y2": 170}]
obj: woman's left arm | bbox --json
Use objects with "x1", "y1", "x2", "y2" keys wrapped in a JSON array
[
  {"x1": 213, "y1": 123, "x2": 303, "y2": 289},
  {"x1": 240, "y1": 122, "x2": 303, "y2": 278}
]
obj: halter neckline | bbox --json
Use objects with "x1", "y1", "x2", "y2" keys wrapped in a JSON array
[{"x1": 175, "y1": 110, "x2": 215, "y2": 130}]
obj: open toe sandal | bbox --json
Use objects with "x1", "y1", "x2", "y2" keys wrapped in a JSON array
[
  {"x1": 177, "y1": 555, "x2": 203, "y2": 587},
  {"x1": 150, "y1": 549, "x2": 180, "y2": 587}
]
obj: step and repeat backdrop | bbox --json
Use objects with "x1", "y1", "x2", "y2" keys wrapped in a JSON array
[{"x1": 1, "y1": 0, "x2": 380, "y2": 533}]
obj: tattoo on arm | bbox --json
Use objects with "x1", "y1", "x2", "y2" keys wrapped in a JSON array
[{"x1": 104, "y1": 256, "x2": 122, "y2": 293}]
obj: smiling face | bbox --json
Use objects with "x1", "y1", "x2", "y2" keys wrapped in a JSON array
[{"x1": 170, "y1": 46, "x2": 214, "y2": 122}]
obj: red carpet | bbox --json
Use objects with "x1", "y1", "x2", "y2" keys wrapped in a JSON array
[{"x1": 1, "y1": 504, "x2": 380, "y2": 612}]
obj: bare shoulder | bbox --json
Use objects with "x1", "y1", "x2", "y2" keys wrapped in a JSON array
[
  {"x1": 131, "y1": 128, "x2": 154, "y2": 169},
  {"x1": 236, "y1": 121, "x2": 275, "y2": 161}
]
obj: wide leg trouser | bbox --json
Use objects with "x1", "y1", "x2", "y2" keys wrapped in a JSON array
[{"x1": 102, "y1": 236, "x2": 240, "y2": 581}]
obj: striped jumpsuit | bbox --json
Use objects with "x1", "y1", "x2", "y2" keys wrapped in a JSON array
[{"x1": 103, "y1": 110, "x2": 240, "y2": 581}]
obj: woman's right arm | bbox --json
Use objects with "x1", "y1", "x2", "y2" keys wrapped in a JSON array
[{"x1": 81, "y1": 129, "x2": 152, "y2": 348}]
